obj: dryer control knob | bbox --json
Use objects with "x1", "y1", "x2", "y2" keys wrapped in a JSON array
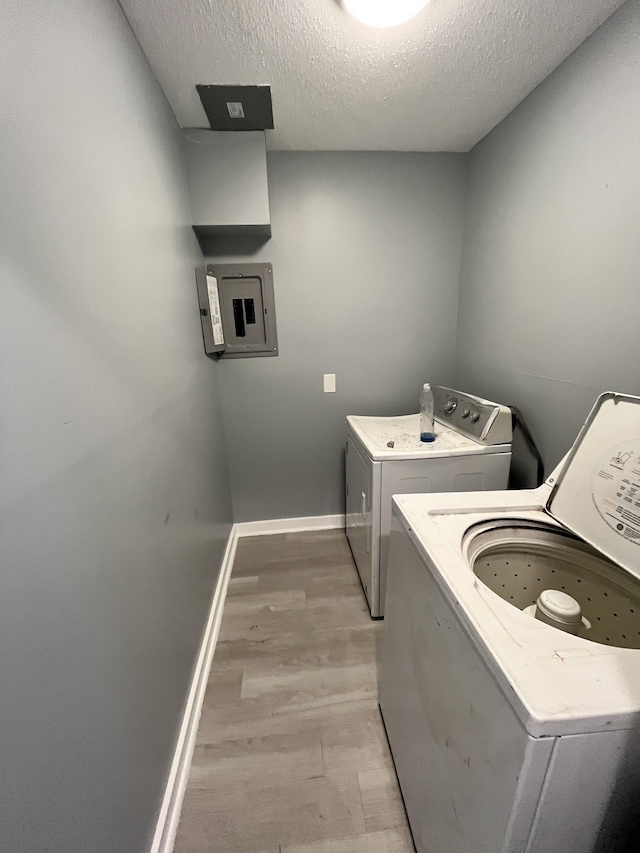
[
  {"x1": 444, "y1": 400, "x2": 457, "y2": 415},
  {"x1": 461, "y1": 409, "x2": 470, "y2": 419},
  {"x1": 470, "y1": 411, "x2": 480, "y2": 423}
]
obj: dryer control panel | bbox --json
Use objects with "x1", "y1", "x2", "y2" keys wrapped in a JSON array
[{"x1": 433, "y1": 386, "x2": 512, "y2": 446}]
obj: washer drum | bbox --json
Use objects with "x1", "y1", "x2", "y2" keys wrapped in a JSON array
[{"x1": 467, "y1": 520, "x2": 640, "y2": 649}]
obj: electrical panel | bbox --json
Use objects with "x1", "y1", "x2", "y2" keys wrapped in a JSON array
[{"x1": 195, "y1": 263, "x2": 278, "y2": 359}]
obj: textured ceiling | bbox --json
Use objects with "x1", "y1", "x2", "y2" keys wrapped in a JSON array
[{"x1": 118, "y1": 0, "x2": 626, "y2": 151}]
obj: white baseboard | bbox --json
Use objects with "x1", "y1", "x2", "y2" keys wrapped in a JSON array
[
  {"x1": 235, "y1": 513, "x2": 345, "y2": 537},
  {"x1": 149, "y1": 524, "x2": 239, "y2": 853},
  {"x1": 149, "y1": 513, "x2": 344, "y2": 852}
]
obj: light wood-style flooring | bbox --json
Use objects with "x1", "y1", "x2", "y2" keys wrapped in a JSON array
[{"x1": 173, "y1": 530, "x2": 415, "y2": 853}]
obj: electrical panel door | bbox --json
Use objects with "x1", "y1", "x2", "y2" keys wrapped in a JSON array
[{"x1": 195, "y1": 263, "x2": 278, "y2": 359}]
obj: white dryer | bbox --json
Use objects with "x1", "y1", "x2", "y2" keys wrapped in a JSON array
[
  {"x1": 346, "y1": 386, "x2": 512, "y2": 617},
  {"x1": 380, "y1": 392, "x2": 640, "y2": 853}
]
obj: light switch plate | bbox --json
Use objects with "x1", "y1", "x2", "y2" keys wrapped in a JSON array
[{"x1": 323, "y1": 374, "x2": 336, "y2": 393}]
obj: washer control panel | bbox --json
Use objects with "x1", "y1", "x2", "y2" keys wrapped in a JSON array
[{"x1": 432, "y1": 386, "x2": 512, "y2": 446}]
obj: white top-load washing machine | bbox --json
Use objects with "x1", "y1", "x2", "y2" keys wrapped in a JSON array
[
  {"x1": 379, "y1": 392, "x2": 640, "y2": 853},
  {"x1": 346, "y1": 385, "x2": 512, "y2": 617}
]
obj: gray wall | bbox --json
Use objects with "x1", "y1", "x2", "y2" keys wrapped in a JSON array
[
  {"x1": 454, "y1": 0, "x2": 640, "y2": 476},
  {"x1": 210, "y1": 152, "x2": 467, "y2": 522},
  {"x1": 0, "y1": 1, "x2": 232, "y2": 851}
]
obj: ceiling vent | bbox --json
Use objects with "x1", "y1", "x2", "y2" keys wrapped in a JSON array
[{"x1": 196, "y1": 84, "x2": 274, "y2": 131}]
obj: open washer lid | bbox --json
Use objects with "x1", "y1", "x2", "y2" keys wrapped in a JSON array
[{"x1": 547, "y1": 392, "x2": 640, "y2": 582}]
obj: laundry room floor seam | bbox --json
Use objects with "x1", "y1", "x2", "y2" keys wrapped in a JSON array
[{"x1": 172, "y1": 529, "x2": 415, "y2": 853}]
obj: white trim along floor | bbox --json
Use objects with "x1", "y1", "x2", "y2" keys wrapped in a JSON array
[{"x1": 151, "y1": 515, "x2": 348, "y2": 853}]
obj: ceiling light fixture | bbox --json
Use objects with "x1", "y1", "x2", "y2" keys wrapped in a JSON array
[{"x1": 342, "y1": 0, "x2": 429, "y2": 28}]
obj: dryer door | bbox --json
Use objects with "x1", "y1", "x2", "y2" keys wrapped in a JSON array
[{"x1": 346, "y1": 435, "x2": 378, "y2": 613}]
